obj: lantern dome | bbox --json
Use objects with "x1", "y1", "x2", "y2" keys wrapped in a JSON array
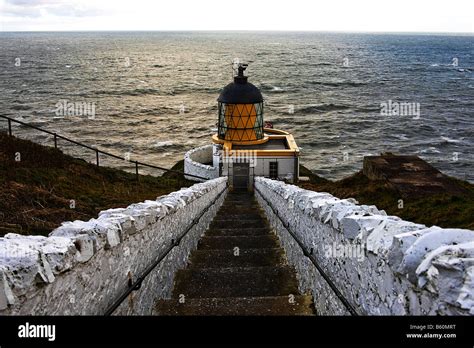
[
  {"x1": 217, "y1": 64, "x2": 264, "y2": 142},
  {"x1": 218, "y1": 66, "x2": 263, "y2": 104}
]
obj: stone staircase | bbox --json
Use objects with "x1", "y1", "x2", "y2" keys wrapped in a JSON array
[{"x1": 154, "y1": 191, "x2": 315, "y2": 315}]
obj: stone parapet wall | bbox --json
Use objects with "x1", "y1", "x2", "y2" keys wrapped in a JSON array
[
  {"x1": 255, "y1": 177, "x2": 474, "y2": 315},
  {"x1": 0, "y1": 177, "x2": 228, "y2": 315}
]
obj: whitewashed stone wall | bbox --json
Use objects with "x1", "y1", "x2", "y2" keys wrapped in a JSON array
[
  {"x1": 184, "y1": 145, "x2": 219, "y2": 182},
  {"x1": 0, "y1": 177, "x2": 228, "y2": 315},
  {"x1": 255, "y1": 177, "x2": 474, "y2": 316}
]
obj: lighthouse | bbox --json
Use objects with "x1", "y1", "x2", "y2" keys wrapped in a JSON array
[{"x1": 184, "y1": 63, "x2": 300, "y2": 190}]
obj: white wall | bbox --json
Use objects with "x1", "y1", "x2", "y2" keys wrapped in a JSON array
[
  {"x1": 184, "y1": 145, "x2": 219, "y2": 182},
  {"x1": 220, "y1": 155, "x2": 298, "y2": 185},
  {"x1": 0, "y1": 177, "x2": 228, "y2": 315},
  {"x1": 255, "y1": 177, "x2": 474, "y2": 315},
  {"x1": 252, "y1": 156, "x2": 298, "y2": 182}
]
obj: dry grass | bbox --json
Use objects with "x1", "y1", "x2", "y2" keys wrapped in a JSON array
[
  {"x1": 0, "y1": 133, "x2": 192, "y2": 236},
  {"x1": 298, "y1": 165, "x2": 474, "y2": 230}
]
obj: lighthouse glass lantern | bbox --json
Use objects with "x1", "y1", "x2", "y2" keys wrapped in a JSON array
[{"x1": 217, "y1": 64, "x2": 264, "y2": 142}]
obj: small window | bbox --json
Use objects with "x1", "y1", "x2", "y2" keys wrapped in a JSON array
[{"x1": 269, "y1": 162, "x2": 278, "y2": 179}]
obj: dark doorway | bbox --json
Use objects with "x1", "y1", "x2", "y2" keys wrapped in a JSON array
[
  {"x1": 269, "y1": 161, "x2": 279, "y2": 179},
  {"x1": 233, "y1": 162, "x2": 250, "y2": 191}
]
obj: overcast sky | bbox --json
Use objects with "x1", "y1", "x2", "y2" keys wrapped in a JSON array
[{"x1": 0, "y1": 0, "x2": 473, "y2": 33}]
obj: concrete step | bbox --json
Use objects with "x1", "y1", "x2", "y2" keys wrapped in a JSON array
[
  {"x1": 152, "y1": 190, "x2": 315, "y2": 316},
  {"x1": 210, "y1": 219, "x2": 263, "y2": 229},
  {"x1": 213, "y1": 213, "x2": 263, "y2": 221},
  {"x1": 225, "y1": 193, "x2": 254, "y2": 199},
  {"x1": 223, "y1": 201, "x2": 256, "y2": 205},
  {"x1": 198, "y1": 235, "x2": 279, "y2": 250},
  {"x1": 206, "y1": 227, "x2": 270, "y2": 237},
  {"x1": 224, "y1": 198, "x2": 256, "y2": 203},
  {"x1": 172, "y1": 266, "x2": 299, "y2": 298},
  {"x1": 188, "y1": 248, "x2": 285, "y2": 268},
  {"x1": 155, "y1": 295, "x2": 315, "y2": 316},
  {"x1": 218, "y1": 208, "x2": 258, "y2": 214},
  {"x1": 218, "y1": 206, "x2": 260, "y2": 214}
]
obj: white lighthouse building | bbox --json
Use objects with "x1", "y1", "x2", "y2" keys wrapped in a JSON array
[{"x1": 184, "y1": 64, "x2": 300, "y2": 191}]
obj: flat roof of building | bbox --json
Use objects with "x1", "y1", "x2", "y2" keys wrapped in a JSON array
[
  {"x1": 232, "y1": 138, "x2": 289, "y2": 150},
  {"x1": 212, "y1": 128, "x2": 299, "y2": 156}
]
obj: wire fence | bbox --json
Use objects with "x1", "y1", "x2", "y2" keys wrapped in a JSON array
[{"x1": 0, "y1": 114, "x2": 208, "y2": 183}]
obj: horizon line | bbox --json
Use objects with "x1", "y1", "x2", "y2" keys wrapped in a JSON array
[{"x1": 1, "y1": 29, "x2": 473, "y2": 35}]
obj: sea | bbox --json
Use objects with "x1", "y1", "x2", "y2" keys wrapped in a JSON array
[{"x1": 0, "y1": 31, "x2": 472, "y2": 181}]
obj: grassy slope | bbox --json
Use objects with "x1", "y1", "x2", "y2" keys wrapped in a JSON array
[
  {"x1": 298, "y1": 166, "x2": 474, "y2": 230},
  {"x1": 1, "y1": 133, "x2": 472, "y2": 236},
  {"x1": 0, "y1": 134, "x2": 192, "y2": 236}
]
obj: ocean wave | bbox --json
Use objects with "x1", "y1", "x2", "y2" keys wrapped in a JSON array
[
  {"x1": 139, "y1": 107, "x2": 179, "y2": 115},
  {"x1": 309, "y1": 81, "x2": 367, "y2": 87},
  {"x1": 134, "y1": 139, "x2": 187, "y2": 151},
  {"x1": 304, "y1": 140, "x2": 341, "y2": 148},
  {"x1": 11, "y1": 104, "x2": 32, "y2": 111},
  {"x1": 121, "y1": 88, "x2": 162, "y2": 96},
  {"x1": 270, "y1": 117, "x2": 308, "y2": 125},
  {"x1": 270, "y1": 86, "x2": 285, "y2": 92},
  {"x1": 394, "y1": 134, "x2": 409, "y2": 141},
  {"x1": 440, "y1": 136, "x2": 463, "y2": 144},
  {"x1": 91, "y1": 88, "x2": 162, "y2": 96},
  {"x1": 356, "y1": 106, "x2": 381, "y2": 113},
  {"x1": 299, "y1": 104, "x2": 351, "y2": 113},
  {"x1": 126, "y1": 119, "x2": 156, "y2": 126},
  {"x1": 153, "y1": 141, "x2": 174, "y2": 148},
  {"x1": 197, "y1": 87, "x2": 221, "y2": 93},
  {"x1": 408, "y1": 137, "x2": 467, "y2": 149},
  {"x1": 310, "y1": 62, "x2": 332, "y2": 66},
  {"x1": 417, "y1": 147, "x2": 441, "y2": 154},
  {"x1": 260, "y1": 84, "x2": 286, "y2": 93}
]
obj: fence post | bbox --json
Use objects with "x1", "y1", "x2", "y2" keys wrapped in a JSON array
[{"x1": 0, "y1": 115, "x2": 208, "y2": 183}]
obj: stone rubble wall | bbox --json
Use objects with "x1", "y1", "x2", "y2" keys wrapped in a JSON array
[
  {"x1": 255, "y1": 177, "x2": 474, "y2": 315},
  {"x1": 0, "y1": 177, "x2": 228, "y2": 315},
  {"x1": 184, "y1": 145, "x2": 219, "y2": 182}
]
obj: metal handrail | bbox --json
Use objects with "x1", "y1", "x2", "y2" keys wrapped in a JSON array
[
  {"x1": 0, "y1": 114, "x2": 208, "y2": 181},
  {"x1": 104, "y1": 184, "x2": 227, "y2": 316},
  {"x1": 254, "y1": 185, "x2": 359, "y2": 316}
]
